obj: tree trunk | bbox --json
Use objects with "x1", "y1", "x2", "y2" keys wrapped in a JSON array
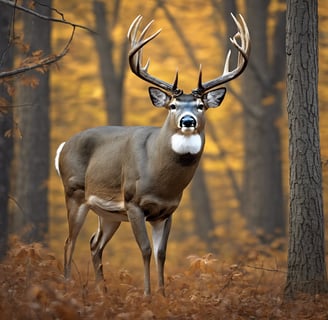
[
  {"x1": 190, "y1": 167, "x2": 216, "y2": 249},
  {"x1": 93, "y1": 0, "x2": 124, "y2": 126},
  {"x1": 242, "y1": 0, "x2": 285, "y2": 241},
  {"x1": 284, "y1": 0, "x2": 328, "y2": 297},
  {"x1": 0, "y1": 3, "x2": 14, "y2": 258},
  {"x1": 15, "y1": 0, "x2": 52, "y2": 243},
  {"x1": 221, "y1": 0, "x2": 238, "y2": 63}
]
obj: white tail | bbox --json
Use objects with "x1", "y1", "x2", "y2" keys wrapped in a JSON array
[
  {"x1": 56, "y1": 14, "x2": 250, "y2": 296},
  {"x1": 55, "y1": 142, "x2": 65, "y2": 176}
]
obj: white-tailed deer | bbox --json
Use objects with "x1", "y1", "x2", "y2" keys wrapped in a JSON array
[{"x1": 55, "y1": 14, "x2": 250, "y2": 296}]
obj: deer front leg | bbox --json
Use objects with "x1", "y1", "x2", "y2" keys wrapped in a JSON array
[
  {"x1": 127, "y1": 203, "x2": 152, "y2": 296},
  {"x1": 150, "y1": 216, "x2": 172, "y2": 296}
]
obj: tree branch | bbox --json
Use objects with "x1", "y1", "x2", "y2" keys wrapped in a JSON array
[
  {"x1": 245, "y1": 264, "x2": 287, "y2": 274},
  {"x1": 0, "y1": 0, "x2": 95, "y2": 34},
  {"x1": 0, "y1": 0, "x2": 96, "y2": 79},
  {"x1": 157, "y1": 0, "x2": 199, "y2": 69},
  {"x1": 0, "y1": 26, "x2": 75, "y2": 79}
]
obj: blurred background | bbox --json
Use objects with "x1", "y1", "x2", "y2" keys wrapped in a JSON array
[{"x1": 2, "y1": 0, "x2": 328, "y2": 280}]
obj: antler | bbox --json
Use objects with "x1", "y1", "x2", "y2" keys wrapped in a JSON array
[
  {"x1": 128, "y1": 15, "x2": 181, "y2": 95},
  {"x1": 193, "y1": 13, "x2": 250, "y2": 96}
]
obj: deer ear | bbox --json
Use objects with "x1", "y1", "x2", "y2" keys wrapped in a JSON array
[
  {"x1": 148, "y1": 87, "x2": 171, "y2": 108},
  {"x1": 203, "y1": 88, "x2": 226, "y2": 108}
]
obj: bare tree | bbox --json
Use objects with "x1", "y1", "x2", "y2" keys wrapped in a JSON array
[
  {"x1": 284, "y1": 0, "x2": 328, "y2": 297},
  {"x1": 240, "y1": 0, "x2": 285, "y2": 241},
  {"x1": 0, "y1": 2, "x2": 14, "y2": 258},
  {"x1": 15, "y1": 0, "x2": 53, "y2": 243},
  {"x1": 213, "y1": 0, "x2": 286, "y2": 242},
  {"x1": 93, "y1": 0, "x2": 128, "y2": 125}
]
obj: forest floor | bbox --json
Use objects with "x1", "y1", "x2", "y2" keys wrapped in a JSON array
[{"x1": 0, "y1": 239, "x2": 327, "y2": 320}]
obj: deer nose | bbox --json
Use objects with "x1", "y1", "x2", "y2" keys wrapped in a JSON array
[{"x1": 180, "y1": 115, "x2": 197, "y2": 128}]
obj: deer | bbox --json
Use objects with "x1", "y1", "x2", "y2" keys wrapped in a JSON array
[{"x1": 55, "y1": 14, "x2": 250, "y2": 296}]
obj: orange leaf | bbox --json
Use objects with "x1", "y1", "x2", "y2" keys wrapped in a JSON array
[{"x1": 32, "y1": 50, "x2": 43, "y2": 57}]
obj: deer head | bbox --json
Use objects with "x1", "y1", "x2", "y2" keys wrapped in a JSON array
[{"x1": 128, "y1": 14, "x2": 250, "y2": 152}]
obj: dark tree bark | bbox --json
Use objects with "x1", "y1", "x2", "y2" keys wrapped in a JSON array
[
  {"x1": 284, "y1": 0, "x2": 328, "y2": 297},
  {"x1": 0, "y1": 3, "x2": 14, "y2": 258},
  {"x1": 241, "y1": 0, "x2": 285, "y2": 241},
  {"x1": 220, "y1": 0, "x2": 238, "y2": 63},
  {"x1": 190, "y1": 167, "x2": 216, "y2": 249},
  {"x1": 15, "y1": 0, "x2": 52, "y2": 243},
  {"x1": 93, "y1": 0, "x2": 127, "y2": 126}
]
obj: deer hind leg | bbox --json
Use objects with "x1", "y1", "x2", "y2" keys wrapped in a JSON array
[
  {"x1": 64, "y1": 189, "x2": 89, "y2": 279},
  {"x1": 150, "y1": 216, "x2": 172, "y2": 296},
  {"x1": 90, "y1": 217, "x2": 121, "y2": 281},
  {"x1": 127, "y1": 203, "x2": 152, "y2": 296}
]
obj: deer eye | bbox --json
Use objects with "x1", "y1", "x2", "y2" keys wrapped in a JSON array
[
  {"x1": 197, "y1": 104, "x2": 204, "y2": 112},
  {"x1": 169, "y1": 104, "x2": 176, "y2": 110}
]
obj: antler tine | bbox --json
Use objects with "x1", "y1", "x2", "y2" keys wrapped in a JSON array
[
  {"x1": 193, "y1": 13, "x2": 250, "y2": 95},
  {"x1": 195, "y1": 65, "x2": 204, "y2": 96},
  {"x1": 172, "y1": 69, "x2": 179, "y2": 91},
  {"x1": 239, "y1": 14, "x2": 250, "y2": 54},
  {"x1": 128, "y1": 15, "x2": 181, "y2": 95},
  {"x1": 223, "y1": 49, "x2": 232, "y2": 74},
  {"x1": 127, "y1": 15, "x2": 142, "y2": 44},
  {"x1": 135, "y1": 20, "x2": 158, "y2": 72},
  {"x1": 128, "y1": 17, "x2": 160, "y2": 68},
  {"x1": 230, "y1": 13, "x2": 250, "y2": 61},
  {"x1": 139, "y1": 19, "x2": 156, "y2": 43}
]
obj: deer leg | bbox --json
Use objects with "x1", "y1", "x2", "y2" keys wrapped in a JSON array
[
  {"x1": 64, "y1": 190, "x2": 89, "y2": 279},
  {"x1": 150, "y1": 216, "x2": 172, "y2": 296},
  {"x1": 90, "y1": 217, "x2": 121, "y2": 281},
  {"x1": 127, "y1": 204, "x2": 152, "y2": 296}
]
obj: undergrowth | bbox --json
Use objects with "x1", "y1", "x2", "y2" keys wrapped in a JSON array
[{"x1": 0, "y1": 239, "x2": 327, "y2": 319}]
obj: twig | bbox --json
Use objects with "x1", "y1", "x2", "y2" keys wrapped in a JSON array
[
  {"x1": 0, "y1": 103, "x2": 37, "y2": 109},
  {"x1": 245, "y1": 264, "x2": 287, "y2": 274},
  {"x1": 8, "y1": 195, "x2": 25, "y2": 216}
]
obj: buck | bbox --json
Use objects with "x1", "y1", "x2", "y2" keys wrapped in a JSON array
[{"x1": 55, "y1": 14, "x2": 250, "y2": 296}]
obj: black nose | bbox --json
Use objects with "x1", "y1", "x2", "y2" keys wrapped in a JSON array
[{"x1": 180, "y1": 115, "x2": 197, "y2": 128}]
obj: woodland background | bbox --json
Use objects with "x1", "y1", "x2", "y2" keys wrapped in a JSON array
[{"x1": 0, "y1": 0, "x2": 328, "y2": 318}]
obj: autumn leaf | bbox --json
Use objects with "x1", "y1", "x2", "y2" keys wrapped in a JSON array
[
  {"x1": 32, "y1": 49, "x2": 43, "y2": 57},
  {"x1": 27, "y1": 0, "x2": 36, "y2": 10},
  {"x1": 21, "y1": 75, "x2": 40, "y2": 88},
  {"x1": 35, "y1": 65, "x2": 49, "y2": 74},
  {"x1": 7, "y1": 84, "x2": 16, "y2": 97},
  {"x1": 7, "y1": 122, "x2": 23, "y2": 139},
  {"x1": 4, "y1": 129, "x2": 12, "y2": 137}
]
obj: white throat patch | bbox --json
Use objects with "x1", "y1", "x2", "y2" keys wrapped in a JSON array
[{"x1": 171, "y1": 133, "x2": 202, "y2": 155}]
